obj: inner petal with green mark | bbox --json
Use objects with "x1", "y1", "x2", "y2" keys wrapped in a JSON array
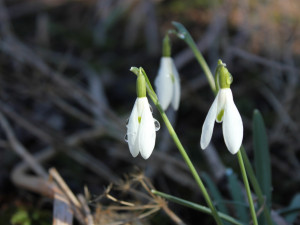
[
  {"x1": 217, "y1": 109, "x2": 224, "y2": 122},
  {"x1": 170, "y1": 73, "x2": 175, "y2": 83},
  {"x1": 138, "y1": 116, "x2": 141, "y2": 123}
]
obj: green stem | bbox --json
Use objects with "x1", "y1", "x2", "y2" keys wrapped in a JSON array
[
  {"x1": 237, "y1": 151, "x2": 258, "y2": 225},
  {"x1": 130, "y1": 67, "x2": 223, "y2": 224},
  {"x1": 152, "y1": 190, "x2": 245, "y2": 225},
  {"x1": 171, "y1": 22, "x2": 273, "y2": 224},
  {"x1": 152, "y1": 101, "x2": 223, "y2": 225},
  {"x1": 171, "y1": 22, "x2": 217, "y2": 94},
  {"x1": 241, "y1": 147, "x2": 274, "y2": 225}
]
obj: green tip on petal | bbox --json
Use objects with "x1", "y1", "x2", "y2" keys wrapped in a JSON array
[
  {"x1": 136, "y1": 69, "x2": 146, "y2": 98},
  {"x1": 162, "y1": 34, "x2": 171, "y2": 57}
]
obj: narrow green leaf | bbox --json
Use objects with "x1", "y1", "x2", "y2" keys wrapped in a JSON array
[
  {"x1": 240, "y1": 147, "x2": 274, "y2": 225},
  {"x1": 151, "y1": 190, "x2": 245, "y2": 225},
  {"x1": 227, "y1": 169, "x2": 249, "y2": 222},
  {"x1": 253, "y1": 109, "x2": 272, "y2": 225},
  {"x1": 253, "y1": 109, "x2": 272, "y2": 208},
  {"x1": 202, "y1": 172, "x2": 230, "y2": 225},
  {"x1": 283, "y1": 193, "x2": 300, "y2": 223}
]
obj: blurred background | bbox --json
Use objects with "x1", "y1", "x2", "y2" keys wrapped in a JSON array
[{"x1": 0, "y1": 0, "x2": 299, "y2": 224}]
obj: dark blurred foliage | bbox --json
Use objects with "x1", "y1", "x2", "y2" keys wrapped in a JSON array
[{"x1": 0, "y1": 0, "x2": 300, "y2": 224}]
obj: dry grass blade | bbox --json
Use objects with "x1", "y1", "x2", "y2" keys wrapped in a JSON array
[
  {"x1": 49, "y1": 168, "x2": 81, "y2": 208},
  {"x1": 78, "y1": 194, "x2": 94, "y2": 225},
  {"x1": 49, "y1": 168, "x2": 86, "y2": 224},
  {"x1": 53, "y1": 192, "x2": 74, "y2": 225}
]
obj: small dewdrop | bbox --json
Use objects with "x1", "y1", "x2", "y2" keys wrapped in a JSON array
[
  {"x1": 200, "y1": 60, "x2": 243, "y2": 154},
  {"x1": 155, "y1": 35, "x2": 181, "y2": 111},
  {"x1": 126, "y1": 68, "x2": 160, "y2": 159}
]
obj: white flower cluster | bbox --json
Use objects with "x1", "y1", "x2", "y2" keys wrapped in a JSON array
[{"x1": 126, "y1": 60, "x2": 243, "y2": 159}]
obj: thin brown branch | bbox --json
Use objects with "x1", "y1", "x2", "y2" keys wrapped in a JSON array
[{"x1": 0, "y1": 111, "x2": 48, "y2": 178}]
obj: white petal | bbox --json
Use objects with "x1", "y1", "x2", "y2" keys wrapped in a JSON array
[
  {"x1": 138, "y1": 98, "x2": 156, "y2": 159},
  {"x1": 200, "y1": 92, "x2": 219, "y2": 149},
  {"x1": 155, "y1": 57, "x2": 173, "y2": 110},
  {"x1": 216, "y1": 89, "x2": 227, "y2": 123},
  {"x1": 222, "y1": 89, "x2": 243, "y2": 154},
  {"x1": 127, "y1": 99, "x2": 139, "y2": 157},
  {"x1": 171, "y1": 59, "x2": 181, "y2": 110}
]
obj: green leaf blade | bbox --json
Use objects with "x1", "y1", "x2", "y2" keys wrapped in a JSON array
[
  {"x1": 253, "y1": 110, "x2": 272, "y2": 207},
  {"x1": 227, "y1": 169, "x2": 250, "y2": 223},
  {"x1": 253, "y1": 109, "x2": 272, "y2": 225},
  {"x1": 202, "y1": 172, "x2": 230, "y2": 225}
]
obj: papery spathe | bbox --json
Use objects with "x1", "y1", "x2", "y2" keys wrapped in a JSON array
[
  {"x1": 200, "y1": 88, "x2": 243, "y2": 154},
  {"x1": 127, "y1": 97, "x2": 156, "y2": 159},
  {"x1": 155, "y1": 57, "x2": 180, "y2": 111}
]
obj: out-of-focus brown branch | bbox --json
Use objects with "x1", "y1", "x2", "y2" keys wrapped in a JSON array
[
  {"x1": 228, "y1": 47, "x2": 300, "y2": 74},
  {"x1": 0, "y1": 111, "x2": 88, "y2": 224},
  {"x1": 0, "y1": 111, "x2": 48, "y2": 178}
]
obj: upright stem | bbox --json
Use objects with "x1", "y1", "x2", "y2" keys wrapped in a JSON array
[
  {"x1": 171, "y1": 22, "x2": 217, "y2": 94},
  {"x1": 130, "y1": 67, "x2": 223, "y2": 225},
  {"x1": 241, "y1": 148, "x2": 273, "y2": 225},
  {"x1": 188, "y1": 41, "x2": 216, "y2": 94},
  {"x1": 171, "y1": 22, "x2": 269, "y2": 224},
  {"x1": 237, "y1": 151, "x2": 258, "y2": 225},
  {"x1": 153, "y1": 102, "x2": 223, "y2": 225}
]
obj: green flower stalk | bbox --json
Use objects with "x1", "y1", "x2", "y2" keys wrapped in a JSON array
[
  {"x1": 130, "y1": 67, "x2": 223, "y2": 225},
  {"x1": 200, "y1": 60, "x2": 257, "y2": 225},
  {"x1": 171, "y1": 21, "x2": 271, "y2": 225}
]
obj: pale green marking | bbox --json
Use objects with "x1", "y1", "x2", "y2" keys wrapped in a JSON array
[
  {"x1": 138, "y1": 116, "x2": 141, "y2": 123},
  {"x1": 217, "y1": 109, "x2": 224, "y2": 122},
  {"x1": 171, "y1": 73, "x2": 175, "y2": 83}
]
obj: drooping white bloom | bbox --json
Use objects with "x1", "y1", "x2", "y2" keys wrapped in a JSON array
[
  {"x1": 127, "y1": 97, "x2": 157, "y2": 159},
  {"x1": 200, "y1": 88, "x2": 243, "y2": 154},
  {"x1": 155, "y1": 57, "x2": 180, "y2": 111}
]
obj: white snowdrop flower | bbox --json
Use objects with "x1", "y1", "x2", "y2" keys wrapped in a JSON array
[
  {"x1": 200, "y1": 61, "x2": 243, "y2": 154},
  {"x1": 155, "y1": 57, "x2": 180, "y2": 111},
  {"x1": 154, "y1": 35, "x2": 180, "y2": 111},
  {"x1": 126, "y1": 70, "x2": 160, "y2": 159}
]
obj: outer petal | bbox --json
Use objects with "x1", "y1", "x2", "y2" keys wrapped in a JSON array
[
  {"x1": 171, "y1": 59, "x2": 181, "y2": 110},
  {"x1": 222, "y1": 89, "x2": 243, "y2": 154},
  {"x1": 200, "y1": 92, "x2": 219, "y2": 149},
  {"x1": 127, "y1": 99, "x2": 139, "y2": 157},
  {"x1": 138, "y1": 98, "x2": 156, "y2": 159},
  {"x1": 155, "y1": 57, "x2": 173, "y2": 110}
]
